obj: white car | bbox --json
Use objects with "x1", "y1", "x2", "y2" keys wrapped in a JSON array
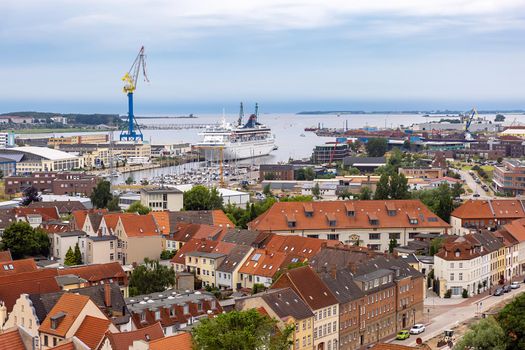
[
  {"x1": 409, "y1": 324, "x2": 426, "y2": 335},
  {"x1": 511, "y1": 282, "x2": 520, "y2": 289}
]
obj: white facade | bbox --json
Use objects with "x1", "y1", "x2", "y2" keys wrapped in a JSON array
[
  {"x1": 434, "y1": 254, "x2": 489, "y2": 297},
  {"x1": 51, "y1": 232, "x2": 87, "y2": 264},
  {"x1": 313, "y1": 304, "x2": 339, "y2": 350}
]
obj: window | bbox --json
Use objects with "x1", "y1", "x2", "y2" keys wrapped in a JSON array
[
  {"x1": 327, "y1": 234, "x2": 339, "y2": 241},
  {"x1": 44, "y1": 335, "x2": 48, "y2": 346},
  {"x1": 155, "y1": 311, "x2": 160, "y2": 320},
  {"x1": 389, "y1": 233, "x2": 400, "y2": 240},
  {"x1": 369, "y1": 233, "x2": 380, "y2": 240},
  {"x1": 459, "y1": 273, "x2": 463, "y2": 281},
  {"x1": 450, "y1": 273, "x2": 454, "y2": 281},
  {"x1": 140, "y1": 312, "x2": 146, "y2": 321}
]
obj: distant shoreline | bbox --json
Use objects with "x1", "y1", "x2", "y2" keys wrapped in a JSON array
[{"x1": 296, "y1": 110, "x2": 525, "y2": 115}]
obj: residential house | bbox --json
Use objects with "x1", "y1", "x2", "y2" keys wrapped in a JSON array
[
  {"x1": 450, "y1": 199, "x2": 525, "y2": 235},
  {"x1": 57, "y1": 263, "x2": 129, "y2": 296},
  {"x1": 28, "y1": 201, "x2": 87, "y2": 216},
  {"x1": 238, "y1": 249, "x2": 290, "y2": 289},
  {"x1": 86, "y1": 235, "x2": 118, "y2": 264},
  {"x1": 38, "y1": 293, "x2": 117, "y2": 349},
  {"x1": 216, "y1": 245, "x2": 253, "y2": 290},
  {"x1": 114, "y1": 214, "x2": 163, "y2": 265},
  {"x1": 249, "y1": 200, "x2": 449, "y2": 252},
  {"x1": 140, "y1": 188, "x2": 183, "y2": 212},
  {"x1": 50, "y1": 231, "x2": 87, "y2": 264},
  {"x1": 125, "y1": 289, "x2": 222, "y2": 335},
  {"x1": 99, "y1": 322, "x2": 164, "y2": 350},
  {"x1": 237, "y1": 288, "x2": 315, "y2": 350},
  {"x1": 149, "y1": 332, "x2": 193, "y2": 350},
  {"x1": 273, "y1": 266, "x2": 339, "y2": 350},
  {"x1": 498, "y1": 218, "x2": 525, "y2": 276}
]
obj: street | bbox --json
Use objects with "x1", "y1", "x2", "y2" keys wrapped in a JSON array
[
  {"x1": 388, "y1": 284, "x2": 524, "y2": 347},
  {"x1": 454, "y1": 168, "x2": 490, "y2": 199}
]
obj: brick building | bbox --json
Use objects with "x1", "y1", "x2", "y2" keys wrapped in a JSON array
[
  {"x1": 4, "y1": 172, "x2": 98, "y2": 196},
  {"x1": 259, "y1": 164, "x2": 294, "y2": 181}
]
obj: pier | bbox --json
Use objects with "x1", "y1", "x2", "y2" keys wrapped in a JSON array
[{"x1": 139, "y1": 123, "x2": 220, "y2": 130}]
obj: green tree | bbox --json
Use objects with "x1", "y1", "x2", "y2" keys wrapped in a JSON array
[
  {"x1": 388, "y1": 239, "x2": 398, "y2": 253},
  {"x1": 263, "y1": 183, "x2": 272, "y2": 197},
  {"x1": 129, "y1": 258, "x2": 176, "y2": 296},
  {"x1": 90, "y1": 180, "x2": 113, "y2": 209},
  {"x1": 359, "y1": 186, "x2": 372, "y2": 200},
  {"x1": 365, "y1": 138, "x2": 388, "y2": 157},
  {"x1": 264, "y1": 173, "x2": 276, "y2": 180},
  {"x1": 346, "y1": 167, "x2": 360, "y2": 175},
  {"x1": 64, "y1": 246, "x2": 77, "y2": 266},
  {"x1": 452, "y1": 182, "x2": 464, "y2": 198},
  {"x1": 434, "y1": 183, "x2": 454, "y2": 223},
  {"x1": 311, "y1": 183, "x2": 321, "y2": 199},
  {"x1": 106, "y1": 196, "x2": 121, "y2": 212},
  {"x1": 455, "y1": 317, "x2": 506, "y2": 350},
  {"x1": 295, "y1": 167, "x2": 315, "y2": 181},
  {"x1": 183, "y1": 185, "x2": 223, "y2": 211},
  {"x1": 429, "y1": 237, "x2": 445, "y2": 256},
  {"x1": 280, "y1": 195, "x2": 313, "y2": 202},
  {"x1": 192, "y1": 309, "x2": 292, "y2": 350},
  {"x1": 374, "y1": 173, "x2": 390, "y2": 200},
  {"x1": 497, "y1": 292, "x2": 525, "y2": 349},
  {"x1": 21, "y1": 186, "x2": 41, "y2": 206},
  {"x1": 74, "y1": 243, "x2": 82, "y2": 264},
  {"x1": 389, "y1": 173, "x2": 410, "y2": 199},
  {"x1": 126, "y1": 201, "x2": 151, "y2": 215},
  {"x1": 1, "y1": 222, "x2": 50, "y2": 259},
  {"x1": 125, "y1": 176, "x2": 134, "y2": 185}
]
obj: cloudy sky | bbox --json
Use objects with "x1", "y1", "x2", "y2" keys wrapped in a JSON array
[{"x1": 1, "y1": 0, "x2": 525, "y2": 113}]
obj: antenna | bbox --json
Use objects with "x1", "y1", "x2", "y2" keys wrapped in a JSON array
[{"x1": 238, "y1": 102, "x2": 244, "y2": 126}]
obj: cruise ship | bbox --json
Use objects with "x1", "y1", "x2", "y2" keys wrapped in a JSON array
[{"x1": 196, "y1": 104, "x2": 276, "y2": 161}]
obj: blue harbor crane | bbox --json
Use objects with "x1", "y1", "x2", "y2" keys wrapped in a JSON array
[
  {"x1": 464, "y1": 107, "x2": 478, "y2": 140},
  {"x1": 120, "y1": 46, "x2": 149, "y2": 141}
]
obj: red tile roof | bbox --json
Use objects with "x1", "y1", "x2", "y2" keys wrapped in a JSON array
[
  {"x1": 249, "y1": 200, "x2": 449, "y2": 231},
  {"x1": 48, "y1": 342, "x2": 75, "y2": 350},
  {"x1": 39, "y1": 293, "x2": 91, "y2": 337},
  {"x1": 0, "y1": 258, "x2": 37, "y2": 276},
  {"x1": 171, "y1": 223, "x2": 222, "y2": 243},
  {"x1": 0, "y1": 328, "x2": 25, "y2": 350},
  {"x1": 238, "y1": 249, "x2": 290, "y2": 278},
  {"x1": 101, "y1": 213, "x2": 135, "y2": 234},
  {"x1": 57, "y1": 262, "x2": 127, "y2": 284},
  {"x1": 74, "y1": 315, "x2": 112, "y2": 349},
  {"x1": 435, "y1": 236, "x2": 481, "y2": 261},
  {"x1": 0, "y1": 269, "x2": 61, "y2": 312},
  {"x1": 0, "y1": 250, "x2": 12, "y2": 262},
  {"x1": 261, "y1": 235, "x2": 339, "y2": 260},
  {"x1": 151, "y1": 211, "x2": 170, "y2": 234},
  {"x1": 171, "y1": 238, "x2": 236, "y2": 265},
  {"x1": 502, "y1": 218, "x2": 525, "y2": 242},
  {"x1": 371, "y1": 343, "x2": 421, "y2": 350},
  {"x1": 119, "y1": 214, "x2": 160, "y2": 237},
  {"x1": 272, "y1": 266, "x2": 338, "y2": 310},
  {"x1": 149, "y1": 333, "x2": 193, "y2": 350},
  {"x1": 15, "y1": 207, "x2": 60, "y2": 221},
  {"x1": 452, "y1": 199, "x2": 525, "y2": 220},
  {"x1": 105, "y1": 322, "x2": 164, "y2": 350}
]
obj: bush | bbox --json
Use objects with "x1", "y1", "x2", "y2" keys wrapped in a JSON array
[
  {"x1": 462, "y1": 289, "x2": 469, "y2": 298},
  {"x1": 160, "y1": 250, "x2": 176, "y2": 260},
  {"x1": 444, "y1": 289, "x2": 452, "y2": 298}
]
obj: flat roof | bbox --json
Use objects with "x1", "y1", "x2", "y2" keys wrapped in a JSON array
[
  {"x1": 7, "y1": 146, "x2": 79, "y2": 161},
  {"x1": 141, "y1": 187, "x2": 183, "y2": 194}
]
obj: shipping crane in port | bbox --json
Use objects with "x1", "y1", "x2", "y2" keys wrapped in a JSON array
[
  {"x1": 463, "y1": 107, "x2": 478, "y2": 141},
  {"x1": 120, "y1": 46, "x2": 149, "y2": 141}
]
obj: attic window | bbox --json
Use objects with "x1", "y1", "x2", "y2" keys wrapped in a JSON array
[
  {"x1": 409, "y1": 218, "x2": 418, "y2": 225},
  {"x1": 347, "y1": 210, "x2": 355, "y2": 217},
  {"x1": 50, "y1": 312, "x2": 66, "y2": 330},
  {"x1": 388, "y1": 210, "x2": 396, "y2": 217},
  {"x1": 304, "y1": 204, "x2": 314, "y2": 217},
  {"x1": 252, "y1": 254, "x2": 262, "y2": 262},
  {"x1": 455, "y1": 249, "x2": 461, "y2": 257},
  {"x1": 427, "y1": 217, "x2": 438, "y2": 222}
]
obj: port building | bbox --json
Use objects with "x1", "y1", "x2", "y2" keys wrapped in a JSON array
[{"x1": 0, "y1": 146, "x2": 83, "y2": 173}]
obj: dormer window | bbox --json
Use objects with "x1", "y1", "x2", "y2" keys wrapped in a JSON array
[
  {"x1": 286, "y1": 214, "x2": 296, "y2": 228},
  {"x1": 409, "y1": 218, "x2": 418, "y2": 225},
  {"x1": 347, "y1": 210, "x2": 355, "y2": 217},
  {"x1": 455, "y1": 249, "x2": 461, "y2": 258},
  {"x1": 326, "y1": 213, "x2": 337, "y2": 227},
  {"x1": 304, "y1": 203, "x2": 314, "y2": 217},
  {"x1": 155, "y1": 310, "x2": 161, "y2": 320},
  {"x1": 368, "y1": 213, "x2": 379, "y2": 225},
  {"x1": 170, "y1": 307, "x2": 175, "y2": 317},
  {"x1": 288, "y1": 221, "x2": 296, "y2": 228},
  {"x1": 388, "y1": 210, "x2": 396, "y2": 216}
]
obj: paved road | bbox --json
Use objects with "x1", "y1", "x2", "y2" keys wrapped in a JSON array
[
  {"x1": 455, "y1": 169, "x2": 490, "y2": 199},
  {"x1": 388, "y1": 284, "x2": 524, "y2": 347}
]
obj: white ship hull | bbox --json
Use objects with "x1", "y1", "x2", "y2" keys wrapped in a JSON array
[{"x1": 198, "y1": 139, "x2": 275, "y2": 161}]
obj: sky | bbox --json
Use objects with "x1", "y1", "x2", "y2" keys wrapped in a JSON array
[{"x1": 1, "y1": 0, "x2": 525, "y2": 114}]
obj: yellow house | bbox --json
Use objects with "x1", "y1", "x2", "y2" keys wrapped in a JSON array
[
  {"x1": 114, "y1": 214, "x2": 163, "y2": 265},
  {"x1": 237, "y1": 288, "x2": 315, "y2": 350},
  {"x1": 185, "y1": 251, "x2": 227, "y2": 288}
]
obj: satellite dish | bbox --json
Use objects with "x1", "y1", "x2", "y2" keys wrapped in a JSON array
[{"x1": 416, "y1": 338, "x2": 423, "y2": 345}]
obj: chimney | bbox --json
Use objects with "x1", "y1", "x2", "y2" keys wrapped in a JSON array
[
  {"x1": 330, "y1": 267, "x2": 337, "y2": 279},
  {"x1": 347, "y1": 262, "x2": 357, "y2": 274},
  {"x1": 104, "y1": 283, "x2": 112, "y2": 308}
]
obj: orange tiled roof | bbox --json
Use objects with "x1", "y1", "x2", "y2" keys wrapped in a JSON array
[
  {"x1": 0, "y1": 258, "x2": 37, "y2": 277},
  {"x1": 72, "y1": 209, "x2": 107, "y2": 230},
  {"x1": 238, "y1": 249, "x2": 290, "y2": 278},
  {"x1": 0, "y1": 269, "x2": 61, "y2": 312},
  {"x1": 74, "y1": 315, "x2": 112, "y2": 349},
  {"x1": 503, "y1": 218, "x2": 525, "y2": 242},
  {"x1": 171, "y1": 223, "x2": 222, "y2": 243},
  {"x1": 452, "y1": 199, "x2": 525, "y2": 220},
  {"x1": 39, "y1": 293, "x2": 91, "y2": 337},
  {"x1": 119, "y1": 214, "x2": 160, "y2": 237},
  {"x1": 100, "y1": 212, "x2": 136, "y2": 233},
  {"x1": 262, "y1": 235, "x2": 339, "y2": 260},
  {"x1": 0, "y1": 328, "x2": 25, "y2": 350},
  {"x1": 0, "y1": 250, "x2": 13, "y2": 262},
  {"x1": 15, "y1": 207, "x2": 60, "y2": 221},
  {"x1": 48, "y1": 341, "x2": 75, "y2": 350},
  {"x1": 149, "y1": 333, "x2": 193, "y2": 350},
  {"x1": 151, "y1": 211, "x2": 170, "y2": 234},
  {"x1": 249, "y1": 200, "x2": 449, "y2": 231},
  {"x1": 105, "y1": 322, "x2": 164, "y2": 350},
  {"x1": 371, "y1": 343, "x2": 421, "y2": 350},
  {"x1": 57, "y1": 262, "x2": 127, "y2": 283},
  {"x1": 435, "y1": 236, "x2": 481, "y2": 261},
  {"x1": 171, "y1": 238, "x2": 236, "y2": 265}
]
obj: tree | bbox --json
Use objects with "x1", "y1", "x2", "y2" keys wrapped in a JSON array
[
  {"x1": 264, "y1": 173, "x2": 276, "y2": 180},
  {"x1": 311, "y1": 183, "x2": 321, "y2": 199},
  {"x1": 183, "y1": 185, "x2": 223, "y2": 211},
  {"x1": 429, "y1": 237, "x2": 445, "y2": 256},
  {"x1": 455, "y1": 317, "x2": 506, "y2": 350},
  {"x1": 451, "y1": 182, "x2": 464, "y2": 198},
  {"x1": 160, "y1": 250, "x2": 176, "y2": 260},
  {"x1": 129, "y1": 258, "x2": 176, "y2": 296},
  {"x1": 64, "y1": 247, "x2": 77, "y2": 266},
  {"x1": 106, "y1": 196, "x2": 121, "y2": 212},
  {"x1": 434, "y1": 184, "x2": 455, "y2": 223},
  {"x1": 495, "y1": 113, "x2": 505, "y2": 122},
  {"x1": 74, "y1": 243, "x2": 82, "y2": 264},
  {"x1": 295, "y1": 167, "x2": 315, "y2": 181},
  {"x1": 21, "y1": 186, "x2": 41, "y2": 206},
  {"x1": 374, "y1": 173, "x2": 390, "y2": 200},
  {"x1": 0, "y1": 169, "x2": 3, "y2": 179},
  {"x1": 497, "y1": 292, "x2": 525, "y2": 349},
  {"x1": 125, "y1": 176, "x2": 134, "y2": 185},
  {"x1": 263, "y1": 183, "x2": 272, "y2": 197},
  {"x1": 281, "y1": 195, "x2": 314, "y2": 202},
  {"x1": 359, "y1": 186, "x2": 372, "y2": 200},
  {"x1": 192, "y1": 309, "x2": 292, "y2": 350},
  {"x1": 1, "y1": 222, "x2": 50, "y2": 259},
  {"x1": 90, "y1": 180, "x2": 113, "y2": 209},
  {"x1": 365, "y1": 138, "x2": 388, "y2": 157},
  {"x1": 389, "y1": 173, "x2": 409, "y2": 199},
  {"x1": 127, "y1": 201, "x2": 151, "y2": 215},
  {"x1": 388, "y1": 239, "x2": 398, "y2": 253}
]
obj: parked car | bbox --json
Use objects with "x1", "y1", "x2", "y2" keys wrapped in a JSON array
[
  {"x1": 410, "y1": 324, "x2": 426, "y2": 335},
  {"x1": 396, "y1": 330, "x2": 410, "y2": 340},
  {"x1": 503, "y1": 285, "x2": 512, "y2": 293},
  {"x1": 473, "y1": 193, "x2": 481, "y2": 197},
  {"x1": 493, "y1": 288, "x2": 504, "y2": 296},
  {"x1": 511, "y1": 282, "x2": 520, "y2": 289}
]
